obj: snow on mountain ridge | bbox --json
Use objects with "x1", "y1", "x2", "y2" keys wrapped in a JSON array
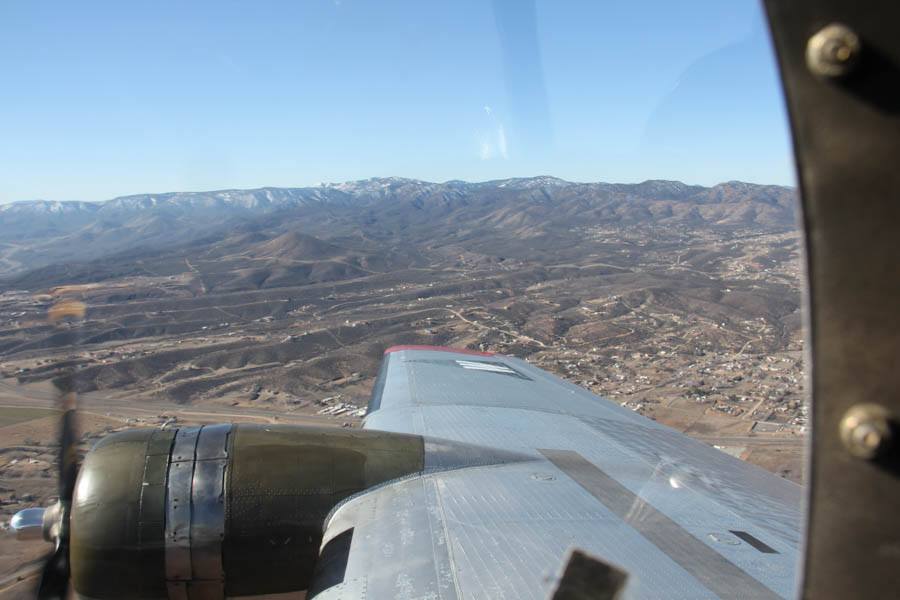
[
  {"x1": 0, "y1": 200, "x2": 99, "y2": 215},
  {"x1": 2, "y1": 177, "x2": 795, "y2": 219}
]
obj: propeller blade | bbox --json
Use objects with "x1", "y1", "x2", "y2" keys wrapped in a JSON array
[
  {"x1": 55, "y1": 378, "x2": 78, "y2": 504},
  {"x1": 34, "y1": 296, "x2": 86, "y2": 600},
  {"x1": 36, "y1": 541, "x2": 70, "y2": 600}
]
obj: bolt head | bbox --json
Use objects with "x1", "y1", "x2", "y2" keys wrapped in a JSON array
[
  {"x1": 840, "y1": 404, "x2": 892, "y2": 460},
  {"x1": 806, "y1": 23, "x2": 862, "y2": 78}
]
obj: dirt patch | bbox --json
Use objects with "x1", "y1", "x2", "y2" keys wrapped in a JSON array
[{"x1": 742, "y1": 443, "x2": 806, "y2": 484}]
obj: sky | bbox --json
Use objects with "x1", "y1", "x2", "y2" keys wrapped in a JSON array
[{"x1": 0, "y1": 0, "x2": 795, "y2": 204}]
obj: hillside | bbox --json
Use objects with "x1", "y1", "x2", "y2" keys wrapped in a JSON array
[{"x1": 0, "y1": 177, "x2": 796, "y2": 279}]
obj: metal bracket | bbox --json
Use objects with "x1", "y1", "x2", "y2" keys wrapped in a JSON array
[{"x1": 762, "y1": 0, "x2": 900, "y2": 596}]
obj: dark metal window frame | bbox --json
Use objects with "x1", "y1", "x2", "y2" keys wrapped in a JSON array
[{"x1": 762, "y1": 0, "x2": 900, "y2": 596}]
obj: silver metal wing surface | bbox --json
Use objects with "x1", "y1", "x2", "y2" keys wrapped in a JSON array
[{"x1": 310, "y1": 346, "x2": 803, "y2": 599}]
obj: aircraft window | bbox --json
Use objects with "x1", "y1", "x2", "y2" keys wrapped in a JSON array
[{"x1": 0, "y1": 1, "x2": 804, "y2": 598}]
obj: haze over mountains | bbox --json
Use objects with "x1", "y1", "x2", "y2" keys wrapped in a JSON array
[{"x1": 0, "y1": 177, "x2": 795, "y2": 281}]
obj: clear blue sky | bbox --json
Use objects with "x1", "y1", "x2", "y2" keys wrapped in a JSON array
[{"x1": 0, "y1": 0, "x2": 794, "y2": 203}]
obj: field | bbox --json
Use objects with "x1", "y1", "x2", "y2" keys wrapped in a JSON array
[{"x1": 0, "y1": 407, "x2": 59, "y2": 429}]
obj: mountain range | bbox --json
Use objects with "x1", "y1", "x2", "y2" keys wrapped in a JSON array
[{"x1": 0, "y1": 177, "x2": 796, "y2": 282}]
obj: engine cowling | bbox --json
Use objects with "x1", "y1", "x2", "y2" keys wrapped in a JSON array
[{"x1": 69, "y1": 424, "x2": 425, "y2": 599}]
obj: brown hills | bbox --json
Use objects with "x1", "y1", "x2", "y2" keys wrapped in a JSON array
[
  {"x1": 0, "y1": 177, "x2": 805, "y2": 485},
  {"x1": 0, "y1": 177, "x2": 795, "y2": 280}
]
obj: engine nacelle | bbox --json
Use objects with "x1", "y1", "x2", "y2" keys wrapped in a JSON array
[{"x1": 70, "y1": 424, "x2": 425, "y2": 599}]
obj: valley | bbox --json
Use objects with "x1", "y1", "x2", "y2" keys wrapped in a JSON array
[{"x1": 0, "y1": 177, "x2": 806, "y2": 597}]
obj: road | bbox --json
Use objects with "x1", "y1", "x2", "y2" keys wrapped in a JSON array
[
  {"x1": 691, "y1": 435, "x2": 806, "y2": 446},
  {"x1": 0, "y1": 380, "x2": 333, "y2": 426},
  {"x1": 444, "y1": 308, "x2": 548, "y2": 348}
]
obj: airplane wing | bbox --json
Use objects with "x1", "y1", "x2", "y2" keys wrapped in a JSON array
[{"x1": 311, "y1": 346, "x2": 803, "y2": 599}]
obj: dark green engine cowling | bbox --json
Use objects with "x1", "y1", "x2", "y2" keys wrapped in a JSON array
[{"x1": 70, "y1": 424, "x2": 425, "y2": 599}]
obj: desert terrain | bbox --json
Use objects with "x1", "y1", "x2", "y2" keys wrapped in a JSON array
[{"x1": 0, "y1": 177, "x2": 806, "y2": 596}]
